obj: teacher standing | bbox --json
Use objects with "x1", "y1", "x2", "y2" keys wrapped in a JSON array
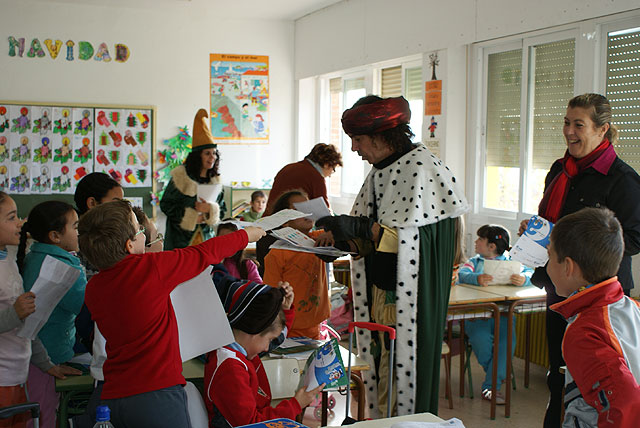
[
  {"x1": 521, "y1": 93, "x2": 640, "y2": 428},
  {"x1": 161, "y1": 109, "x2": 226, "y2": 250},
  {"x1": 317, "y1": 96, "x2": 468, "y2": 417},
  {"x1": 265, "y1": 143, "x2": 342, "y2": 215}
]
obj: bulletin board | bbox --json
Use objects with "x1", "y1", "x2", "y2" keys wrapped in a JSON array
[{"x1": 0, "y1": 101, "x2": 155, "y2": 217}]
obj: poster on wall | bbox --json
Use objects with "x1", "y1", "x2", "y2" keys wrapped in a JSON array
[
  {"x1": 209, "y1": 54, "x2": 269, "y2": 145},
  {"x1": 0, "y1": 103, "x2": 153, "y2": 195},
  {"x1": 423, "y1": 51, "x2": 445, "y2": 158}
]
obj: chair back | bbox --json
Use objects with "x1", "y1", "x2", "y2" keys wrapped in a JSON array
[{"x1": 262, "y1": 358, "x2": 300, "y2": 400}]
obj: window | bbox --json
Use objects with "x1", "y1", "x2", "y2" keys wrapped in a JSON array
[
  {"x1": 605, "y1": 26, "x2": 640, "y2": 172},
  {"x1": 321, "y1": 58, "x2": 423, "y2": 197},
  {"x1": 478, "y1": 34, "x2": 576, "y2": 214}
]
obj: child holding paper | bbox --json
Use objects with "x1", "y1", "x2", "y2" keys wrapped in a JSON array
[
  {"x1": 547, "y1": 208, "x2": 640, "y2": 427},
  {"x1": 204, "y1": 276, "x2": 324, "y2": 427},
  {"x1": 457, "y1": 224, "x2": 533, "y2": 403},
  {"x1": 263, "y1": 191, "x2": 330, "y2": 339},
  {"x1": 0, "y1": 192, "x2": 79, "y2": 428},
  {"x1": 17, "y1": 201, "x2": 87, "y2": 427},
  {"x1": 78, "y1": 199, "x2": 264, "y2": 428}
]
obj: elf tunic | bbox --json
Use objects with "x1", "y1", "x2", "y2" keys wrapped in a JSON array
[
  {"x1": 350, "y1": 143, "x2": 468, "y2": 416},
  {"x1": 160, "y1": 164, "x2": 226, "y2": 250}
]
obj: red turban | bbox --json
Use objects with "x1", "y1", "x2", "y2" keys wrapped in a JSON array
[{"x1": 341, "y1": 96, "x2": 411, "y2": 135}]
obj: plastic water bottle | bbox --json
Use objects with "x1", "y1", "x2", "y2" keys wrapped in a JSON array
[{"x1": 93, "y1": 405, "x2": 115, "y2": 428}]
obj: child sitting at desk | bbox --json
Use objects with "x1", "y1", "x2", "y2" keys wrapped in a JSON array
[
  {"x1": 547, "y1": 208, "x2": 640, "y2": 427},
  {"x1": 240, "y1": 190, "x2": 267, "y2": 222},
  {"x1": 262, "y1": 190, "x2": 330, "y2": 340},
  {"x1": 457, "y1": 224, "x2": 532, "y2": 404},
  {"x1": 205, "y1": 276, "x2": 323, "y2": 427},
  {"x1": 78, "y1": 199, "x2": 265, "y2": 428},
  {"x1": 217, "y1": 222, "x2": 262, "y2": 283}
]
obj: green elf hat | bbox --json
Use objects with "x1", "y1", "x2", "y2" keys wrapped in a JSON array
[{"x1": 191, "y1": 108, "x2": 217, "y2": 151}]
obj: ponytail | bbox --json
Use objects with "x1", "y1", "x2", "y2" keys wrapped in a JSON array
[{"x1": 17, "y1": 223, "x2": 29, "y2": 274}]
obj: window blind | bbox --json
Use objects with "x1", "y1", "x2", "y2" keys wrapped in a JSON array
[
  {"x1": 405, "y1": 67, "x2": 423, "y2": 100},
  {"x1": 486, "y1": 49, "x2": 522, "y2": 168},
  {"x1": 381, "y1": 66, "x2": 402, "y2": 98},
  {"x1": 531, "y1": 39, "x2": 575, "y2": 169},
  {"x1": 606, "y1": 27, "x2": 640, "y2": 173}
]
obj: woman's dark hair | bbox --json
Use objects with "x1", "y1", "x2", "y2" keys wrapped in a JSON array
[
  {"x1": 74, "y1": 172, "x2": 121, "y2": 214},
  {"x1": 306, "y1": 143, "x2": 343, "y2": 168},
  {"x1": 272, "y1": 190, "x2": 308, "y2": 214},
  {"x1": 18, "y1": 201, "x2": 76, "y2": 273},
  {"x1": 184, "y1": 149, "x2": 220, "y2": 183},
  {"x1": 477, "y1": 224, "x2": 510, "y2": 256},
  {"x1": 568, "y1": 93, "x2": 618, "y2": 144},
  {"x1": 352, "y1": 95, "x2": 415, "y2": 153},
  {"x1": 217, "y1": 222, "x2": 256, "y2": 278}
]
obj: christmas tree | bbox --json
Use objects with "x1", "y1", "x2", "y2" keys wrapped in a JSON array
[{"x1": 152, "y1": 126, "x2": 191, "y2": 202}]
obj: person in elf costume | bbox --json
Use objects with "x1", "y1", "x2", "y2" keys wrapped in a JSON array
[
  {"x1": 317, "y1": 95, "x2": 468, "y2": 417},
  {"x1": 161, "y1": 109, "x2": 226, "y2": 250}
]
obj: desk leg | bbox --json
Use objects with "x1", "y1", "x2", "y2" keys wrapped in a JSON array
[
  {"x1": 350, "y1": 372, "x2": 365, "y2": 421},
  {"x1": 490, "y1": 308, "x2": 499, "y2": 420},
  {"x1": 525, "y1": 314, "x2": 531, "y2": 388},
  {"x1": 459, "y1": 320, "x2": 465, "y2": 397},
  {"x1": 506, "y1": 304, "x2": 515, "y2": 418},
  {"x1": 321, "y1": 390, "x2": 328, "y2": 426},
  {"x1": 58, "y1": 391, "x2": 71, "y2": 428}
]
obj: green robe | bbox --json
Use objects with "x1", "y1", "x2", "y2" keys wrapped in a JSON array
[{"x1": 160, "y1": 165, "x2": 226, "y2": 250}]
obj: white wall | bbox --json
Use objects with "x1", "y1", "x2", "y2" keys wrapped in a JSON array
[{"x1": 1, "y1": 0, "x2": 296, "y2": 188}]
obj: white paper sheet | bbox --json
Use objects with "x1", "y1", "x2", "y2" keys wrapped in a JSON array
[
  {"x1": 197, "y1": 183, "x2": 223, "y2": 204},
  {"x1": 293, "y1": 197, "x2": 331, "y2": 221},
  {"x1": 270, "y1": 227, "x2": 317, "y2": 248},
  {"x1": 510, "y1": 215, "x2": 554, "y2": 268},
  {"x1": 17, "y1": 255, "x2": 81, "y2": 340},
  {"x1": 391, "y1": 419, "x2": 466, "y2": 428},
  {"x1": 483, "y1": 260, "x2": 522, "y2": 285},
  {"x1": 170, "y1": 266, "x2": 234, "y2": 362},
  {"x1": 254, "y1": 209, "x2": 311, "y2": 231},
  {"x1": 270, "y1": 240, "x2": 350, "y2": 257}
]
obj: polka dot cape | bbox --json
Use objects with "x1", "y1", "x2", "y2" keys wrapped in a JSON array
[{"x1": 350, "y1": 144, "x2": 469, "y2": 416}]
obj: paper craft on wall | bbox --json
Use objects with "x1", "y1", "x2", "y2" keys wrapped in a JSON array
[
  {"x1": 209, "y1": 54, "x2": 269, "y2": 144},
  {"x1": 0, "y1": 102, "x2": 153, "y2": 195}
]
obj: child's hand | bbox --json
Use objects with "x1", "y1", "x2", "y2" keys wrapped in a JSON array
[
  {"x1": 244, "y1": 226, "x2": 266, "y2": 242},
  {"x1": 477, "y1": 274, "x2": 493, "y2": 287},
  {"x1": 294, "y1": 383, "x2": 326, "y2": 408},
  {"x1": 13, "y1": 292, "x2": 36, "y2": 320},
  {"x1": 314, "y1": 231, "x2": 335, "y2": 247},
  {"x1": 47, "y1": 364, "x2": 82, "y2": 380},
  {"x1": 510, "y1": 274, "x2": 526, "y2": 286},
  {"x1": 279, "y1": 281, "x2": 294, "y2": 310}
]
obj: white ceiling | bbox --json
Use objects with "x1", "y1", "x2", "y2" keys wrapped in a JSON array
[{"x1": 39, "y1": 0, "x2": 343, "y2": 20}]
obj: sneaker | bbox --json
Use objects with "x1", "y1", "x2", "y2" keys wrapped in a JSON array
[{"x1": 482, "y1": 388, "x2": 506, "y2": 405}]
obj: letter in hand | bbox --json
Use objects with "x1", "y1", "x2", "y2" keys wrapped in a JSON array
[
  {"x1": 47, "y1": 364, "x2": 82, "y2": 380},
  {"x1": 14, "y1": 292, "x2": 36, "y2": 320},
  {"x1": 294, "y1": 383, "x2": 326, "y2": 409},
  {"x1": 315, "y1": 215, "x2": 374, "y2": 241},
  {"x1": 279, "y1": 281, "x2": 294, "y2": 310},
  {"x1": 243, "y1": 226, "x2": 266, "y2": 242},
  {"x1": 477, "y1": 274, "x2": 493, "y2": 287},
  {"x1": 194, "y1": 197, "x2": 210, "y2": 213}
]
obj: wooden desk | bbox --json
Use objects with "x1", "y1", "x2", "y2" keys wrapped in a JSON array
[
  {"x1": 448, "y1": 287, "x2": 502, "y2": 419},
  {"x1": 454, "y1": 284, "x2": 547, "y2": 418}
]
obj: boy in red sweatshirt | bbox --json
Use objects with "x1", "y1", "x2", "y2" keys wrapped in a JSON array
[
  {"x1": 547, "y1": 207, "x2": 640, "y2": 427},
  {"x1": 204, "y1": 275, "x2": 324, "y2": 427},
  {"x1": 78, "y1": 199, "x2": 265, "y2": 427}
]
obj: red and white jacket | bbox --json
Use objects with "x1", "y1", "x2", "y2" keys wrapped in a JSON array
[
  {"x1": 204, "y1": 308, "x2": 300, "y2": 427},
  {"x1": 551, "y1": 277, "x2": 640, "y2": 427}
]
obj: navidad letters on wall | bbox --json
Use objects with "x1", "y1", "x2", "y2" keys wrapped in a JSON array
[{"x1": 7, "y1": 37, "x2": 130, "y2": 63}]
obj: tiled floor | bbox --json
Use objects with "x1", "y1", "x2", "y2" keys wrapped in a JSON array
[{"x1": 301, "y1": 354, "x2": 550, "y2": 427}]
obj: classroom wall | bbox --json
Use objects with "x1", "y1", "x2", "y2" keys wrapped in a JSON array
[{"x1": 0, "y1": 0, "x2": 296, "y2": 189}]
